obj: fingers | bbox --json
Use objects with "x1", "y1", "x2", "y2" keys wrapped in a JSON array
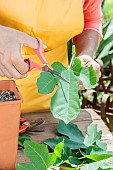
[
  {"x1": 0, "y1": 53, "x2": 12, "y2": 78},
  {"x1": 11, "y1": 53, "x2": 29, "y2": 75},
  {"x1": 0, "y1": 63, "x2": 28, "y2": 79},
  {"x1": 0, "y1": 60, "x2": 28, "y2": 79},
  {"x1": 6, "y1": 64, "x2": 28, "y2": 79},
  {"x1": 0, "y1": 50, "x2": 28, "y2": 79},
  {"x1": 8, "y1": 43, "x2": 29, "y2": 75},
  {"x1": 78, "y1": 55, "x2": 92, "y2": 62},
  {"x1": 19, "y1": 32, "x2": 39, "y2": 50},
  {"x1": 82, "y1": 61, "x2": 91, "y2": 67},
  {"x1": 78, "y1": 55, "x2": 92, "y2": 67}
]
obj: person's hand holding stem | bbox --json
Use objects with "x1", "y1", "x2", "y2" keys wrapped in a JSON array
[{"x1": 73, "y1": 30, "x2": 101, "y2": 90}]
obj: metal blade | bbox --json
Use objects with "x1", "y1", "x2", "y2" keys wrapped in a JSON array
[
  {"x1": 42, "y1": 65, "x2": 69, "y2": 83},
  {"x1": 48, "y1": 68, "x2": 69, "y2": 83}
]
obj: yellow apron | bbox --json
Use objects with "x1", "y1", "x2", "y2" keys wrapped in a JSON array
[{"x1": 0, "y1": 0, "x2": 84, "y2": 112}]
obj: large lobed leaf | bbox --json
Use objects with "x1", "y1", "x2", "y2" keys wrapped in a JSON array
[
  {"x1": 57, "y1": 121, "x2": 85, "y2": 145},
  {"x1": 51, "y1": 68, "x2": 80, "y2": 124},
  {"x1": 45, "y1": 121, "x2": 86, "y2": 150},
  {"x1": 37, "y1": 60, "x2": 97, "y2": 124}
]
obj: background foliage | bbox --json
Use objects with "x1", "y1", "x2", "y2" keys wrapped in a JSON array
[{"x1": 103, "y1": 0, "x2": 113, "y2": 22}]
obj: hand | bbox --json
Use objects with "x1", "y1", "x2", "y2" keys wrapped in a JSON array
[
  {"x1": 77, "y1": 55, "x2": 101, "y2": 90},
  {"x1": 0, "y1": 25, "x2": 38, "y2": 79},
  {"x1": 78, "y1": 55, "x2": 101, "y2": 80}
]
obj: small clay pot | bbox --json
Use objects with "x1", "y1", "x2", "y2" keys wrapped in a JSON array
[{"x1": 0, "y1": 80, "x2": 22, "y2": 170}]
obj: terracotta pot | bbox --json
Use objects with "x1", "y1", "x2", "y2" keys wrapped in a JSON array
[{"x1": 0, "y1": 80, "x2": 22, "y2": 170}]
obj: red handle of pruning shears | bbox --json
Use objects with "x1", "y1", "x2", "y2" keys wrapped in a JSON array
[
  {"x1": 19, "y1": 118, "x2": 30, "y2": 134},
  {"x1": 19, "y1": 117, "x2": 45, "y2": 134},
  {"x1": 25, "y1": 38, "x2": 69, "y2": 83},
  {"x1": 25, "y1": 38, "x2": 48, "y2": 71}
]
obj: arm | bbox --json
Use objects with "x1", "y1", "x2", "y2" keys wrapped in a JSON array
[
  {"x1": 72, "y1": 0, "x2": 102, "y2": 79},
  {"x1": 73, "y1": 29, "x2": 100, "y2": 57},
  {"x1": 73, "y1": 30, "x2": 101, "y2": 80}
]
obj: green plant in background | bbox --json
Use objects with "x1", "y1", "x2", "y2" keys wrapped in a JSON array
[
  {"x1": 68, "y1": 3, "x2": 113, "y2": 67},
  {"x1": 68, "y1": 22, "x2": 113, "y2": 67},
  {"x1": 92, "y1": 19, "x2": 113, "y2": 106},
  {"x1": 103, "y1": 0, "x2": 113, "y2": 22},
  {"x1": 95, "y1": 19, "x2": 113, "y2": 66},
  {"x1": 17, "y1": 121, "x2": 113, "y2": 170},
  {"x1": 68, "y1": 1, "x2": 113, "y2": 66}
]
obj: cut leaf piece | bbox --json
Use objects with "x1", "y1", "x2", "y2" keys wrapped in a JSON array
[
  {"x1": 51, "y1": 69, "x2": 80, "y2": 124},
  {"x1": 58, "y1": 121, "x2": 85, "y2": 145},
  {"x1": 37, "y1": 72, "x2": 58, "y2": 94},
  {"x1": 44, "y1": 137, "x2": 60, "y2": 149},
  {"x1": 45, "y1": 136, "x2": 86, "y2": 150},
  {"x1": 54, "y1": 140, "x2": 64, "y2": 159},
  {"x1": 84, "y1": 124, "x2": 102, "y2": 147},
  {"x1": 45, "y1": 121, "x2": 86, "y2": 150},
  {"x1": 68, "y1": 156, "x2": 82, "y2": 167},
  {"x1": 62, "y1": 146, "x2": 72, "y2": 161},
  {"x1": 18, "y1": 134, "x2": 31, "y2": 148}
]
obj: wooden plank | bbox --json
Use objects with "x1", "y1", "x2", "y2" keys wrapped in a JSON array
[{"x1": 17, "y1": 109, "x2": 113, "y2": 165}]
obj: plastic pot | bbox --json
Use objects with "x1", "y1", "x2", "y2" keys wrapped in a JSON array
[{"x1": 0, "y1": 80, "x2": 22, "y2": 170}]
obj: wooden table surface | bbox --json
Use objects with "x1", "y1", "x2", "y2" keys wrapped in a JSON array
[{"x1": 17, "y1": 109, "x2": 113, "y2": 164}]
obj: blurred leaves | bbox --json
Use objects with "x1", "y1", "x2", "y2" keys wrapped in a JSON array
[{"x1": 95, "y1": 19, "x2": 113, "y2": 66}]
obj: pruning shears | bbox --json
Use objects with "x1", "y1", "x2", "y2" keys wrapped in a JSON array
[
  {"x1": 25, "y1": 38, "x2": 69, "y2": 83},
  {"x1": 19, "y1": 117, "x2": 45, "y2": 134}
]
